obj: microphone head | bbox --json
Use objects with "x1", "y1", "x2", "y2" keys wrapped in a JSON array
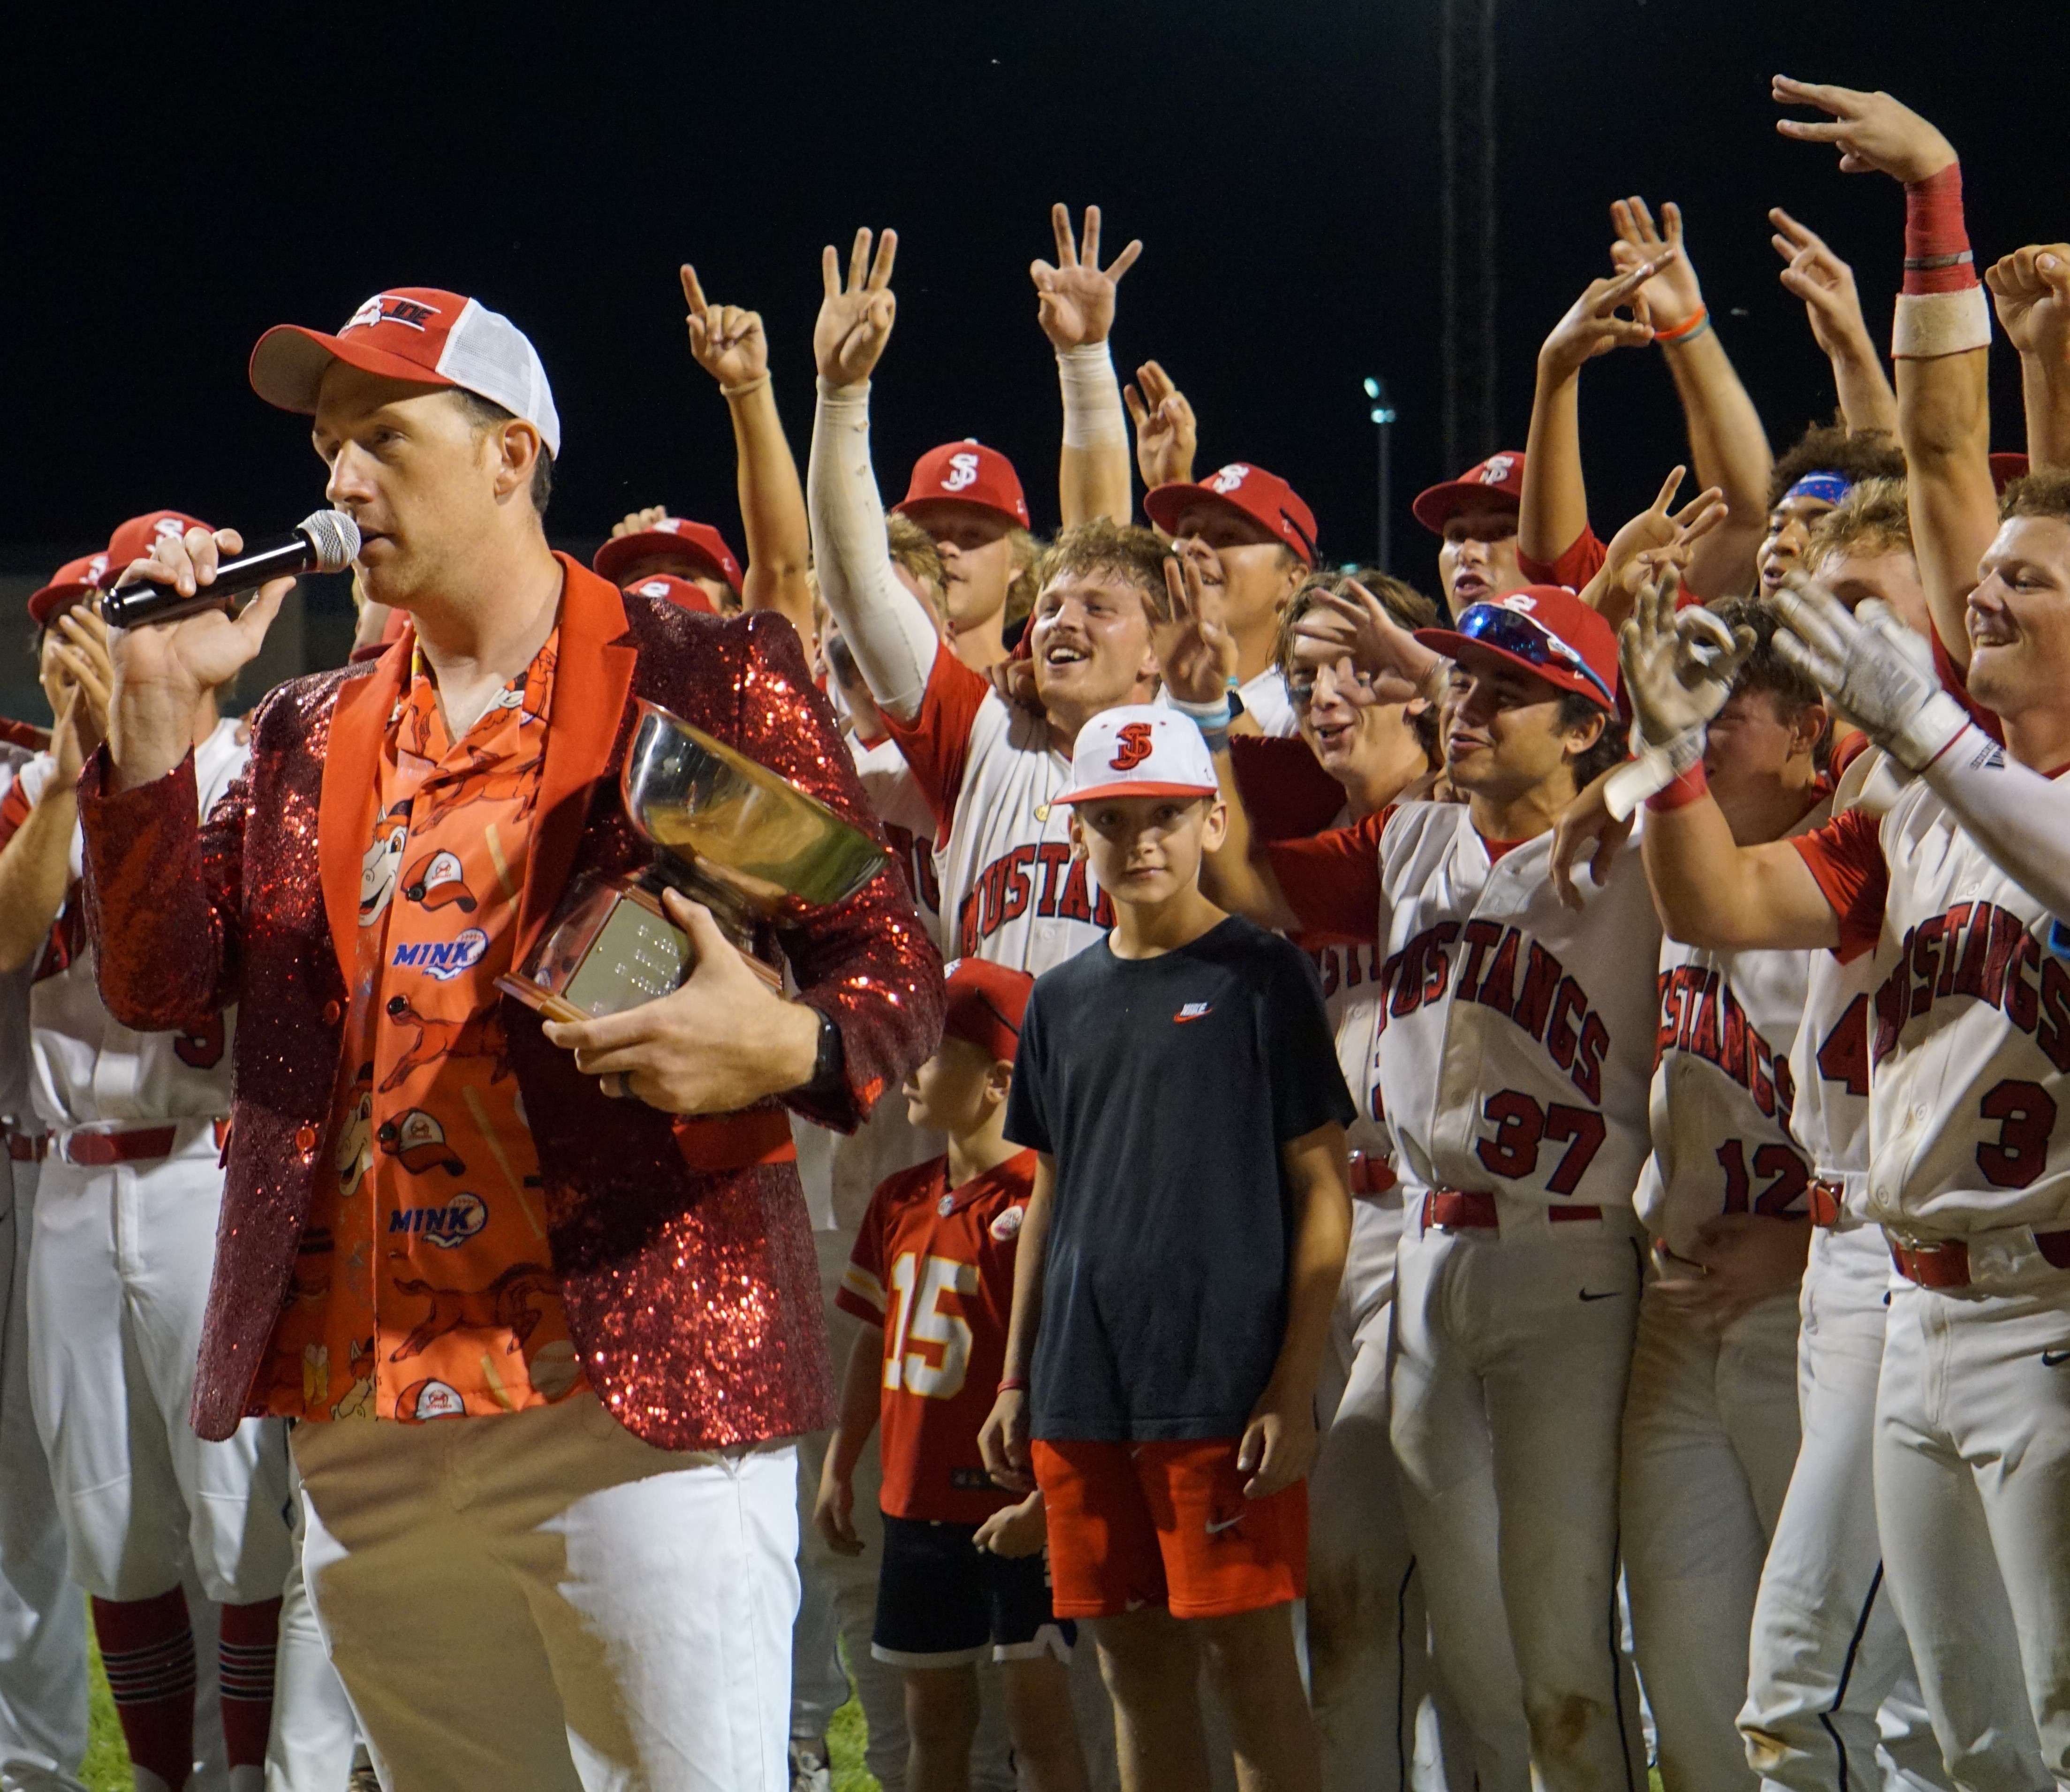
[{"x1": 297, "y1": 510, "x2": 362, "y2": 573}]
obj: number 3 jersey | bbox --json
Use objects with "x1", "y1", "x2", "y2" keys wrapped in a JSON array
[
  {"x1": 1268, "y1": 800, "x2": 1661, "y2": 1210},
  {"x1": 836, "y1": 1147, "x2": 1036, "y2": 1524},
  {"x1": 1794, "y1": 761, "x2": 2070, "y2": 1240},
  {"x1": 1636, "y1": 795, "x2": 1831, "y2": 1259}
]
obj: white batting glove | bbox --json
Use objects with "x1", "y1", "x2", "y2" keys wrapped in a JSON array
[
  {"x1": 1603, "y1": 575, "x2": 1755, "y2": 818},
  {"x1": 1771, "y1": 574, "x2": 1969, "y2": 773}
]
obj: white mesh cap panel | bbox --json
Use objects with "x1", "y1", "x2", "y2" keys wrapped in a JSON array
[{"x1": 433, "y1": 298, "x2": 563, "y2": 458}]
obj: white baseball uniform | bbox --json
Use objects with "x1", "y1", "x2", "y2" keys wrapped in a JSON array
[
  {"x1": 1305, "y1": 922, "x2": 1474, "y2": 1792},
  {"x1": 1621, "y1": 796, "x2": 1828, "y2": 1792},
  {"x1": 12, "y1": 719, "x2": 293, "y2": 1608},
  {"x1": 1738, "y1": 746, "x2": 2031, "y2": 1792},
  {"x1": 1154, "y1": 665, "x2": 1298, "y2": 738},
  {"x1": 0, "y1": 740, "x2": 91, "y2": 1792},
  {"x1": 1269, "y1": 802, "x2": 1657, "y2": 1792},
  {"x1": 810, "y1": 379, "x2": 1116, "y2": 976},
  {"x1": 1791, "y1": 763, "x2": 2070, "y2": 1782}
]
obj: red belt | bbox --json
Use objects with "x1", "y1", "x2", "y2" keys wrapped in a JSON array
[
  {"x1": 61, "y1": 1126, "x2": 179, "y2": 1167},
  {"x1": 1424, "y1": 1189, "x2": 1602, "y2": 1230},
  {"x1": 1807, "y1": 1179, "x2": 1844, "y2": 1229},
  {"x1": 1889, "y1": 1230, "x2": 2070, "y2": 1291},
  {"x1": 669, "y1": 1107, "x2": 799, "y2": 1175},
  {"x1": 1348, "y1": 1151, "x2": 1396, "y2": 1198},
  {"x1": 4, "y1": 1132, "x2": 47, "y2": 1162}
]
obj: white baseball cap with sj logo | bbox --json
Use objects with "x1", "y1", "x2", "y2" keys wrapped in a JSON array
[{"x1": 1054, "y1": 704, "x2": 1220, "y2": 806}]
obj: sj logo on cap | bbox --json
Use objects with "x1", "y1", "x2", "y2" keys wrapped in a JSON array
[
  {"x1": 1109, "y1": 722, "x2": 1154, "y2": 771},
  {"x1": 1479, "y1": 454, "x2": 1516, "y2": 485},
  {"x1": 944, "y1": 451, "x2": 981, "y2": 493},
  {"x1": 1207, "y1": 464, "x2": 1251, "y2": 494},
  {"x1": 344, "y1": 293, "x2": 441, "y2": 334}
]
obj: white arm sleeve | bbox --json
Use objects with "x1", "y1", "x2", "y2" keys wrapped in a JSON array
[
  {"x1": 808, "y1": 377, "x2": 941, "y2": 724},
  {"x1": 1057, "y1": 342, "x2": 1127, "y2": 449},
  {"x1": 1923, "y1": 725, "x2": 2070, "y2": 918}
]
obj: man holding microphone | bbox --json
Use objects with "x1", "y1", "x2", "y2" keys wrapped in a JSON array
[{"x1": 78, "y1": 288, "x2": 942, "y2": 1792}]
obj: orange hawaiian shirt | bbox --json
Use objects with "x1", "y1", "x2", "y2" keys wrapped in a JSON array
[{"x1": 264, "y1": 625, "x2": 587, "y2": 1423}]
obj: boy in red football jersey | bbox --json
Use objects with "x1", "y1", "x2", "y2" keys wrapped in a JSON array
[{"x1": 815, "y1": 960, "x2": 1088, "y2": 1792}]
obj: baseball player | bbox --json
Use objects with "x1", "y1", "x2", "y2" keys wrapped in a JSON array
[
  {"x1": 0, "y1": 520, "x2": 295, "y2": 1792},
  {"x1": 1732, "y1": 489, "x2": 2028, "y2": 1790},
  {"x1": 0, "y1": 670, "x2": 88, "y2": 1792},
  {"x1": 808, "y1": 227, "x2": 1168, "y2": 978},
  {"x1": 1236, "y1": 576, "x2": 1471, "y2": 1792},
  {"x1": 1627, "y1": 473, "x2": 2070, "y2": 1781},
  {"x1": 888, "y1": 442, "x2": 1032, "y2": 675},
  {"x1": 1185, "y1": 571, "x2": 1652, "y2": 1792},
  {"x1": 1615, "y1": 595, "x2": 1831, "y2": 1792},
  {"x1": 1143, "y1": 463, "x2": 1318, "y2": 738},
  {"x1": 1410, "y1": 453, "x2": 1531, "y2": 614}
]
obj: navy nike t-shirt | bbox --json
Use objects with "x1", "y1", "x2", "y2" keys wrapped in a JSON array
[{"x1": 1004, "y1": 914, "x2": 1355, "y2": 1441}]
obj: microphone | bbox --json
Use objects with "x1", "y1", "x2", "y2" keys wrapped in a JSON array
[{"x1": 101, "y1": 511, "x2": 362, "y2": 630}]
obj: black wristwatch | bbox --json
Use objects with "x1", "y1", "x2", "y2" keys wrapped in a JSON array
[{"x1": 799, "y1": 1010, "x2": 845, "y2": 1099}]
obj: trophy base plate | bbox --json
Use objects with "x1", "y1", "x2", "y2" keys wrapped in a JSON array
[{"x1": 494, "y1": 973, "x2": 594, "y2": 1027}]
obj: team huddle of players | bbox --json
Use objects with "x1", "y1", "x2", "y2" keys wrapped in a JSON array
[{"x1": 6, "y1": 65, "x2": 2070, "y2": 1792}]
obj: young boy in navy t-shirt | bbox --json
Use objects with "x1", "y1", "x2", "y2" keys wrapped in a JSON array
[
  {"x1": 816, "y1": 959, "x2": 1088, "y2": 1792},
  {"x1": 978, "y1": 704, "x2": 1354, "y2": 1792}
]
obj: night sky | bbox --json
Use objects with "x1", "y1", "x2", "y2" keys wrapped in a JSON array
[{"x1": 9, "y1": 0, "x2": 2066, "y2": 595}]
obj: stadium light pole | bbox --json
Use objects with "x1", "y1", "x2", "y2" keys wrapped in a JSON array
[{"x1": 1364, "y1": 376, "x2": 1397, "y2": 574}]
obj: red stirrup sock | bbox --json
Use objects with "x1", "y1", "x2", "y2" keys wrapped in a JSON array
[
  {"x1": 219, "y1": 1597, "x2": 282, "y2": 1780},
  {"x1": 92, "y1": 1588, "x2": 198, "y2": 1791}
]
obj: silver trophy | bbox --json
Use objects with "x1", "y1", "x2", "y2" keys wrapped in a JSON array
[{"x1": 497, "y1": 700, "x2": 890, "y2": 1024}]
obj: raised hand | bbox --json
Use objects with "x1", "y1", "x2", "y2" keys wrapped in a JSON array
[
  {"x1": 1769, "y1": 209, "x2": 1875, "y2": 357},
  {"x1": 1771, "y1": 76, "x2": 1956, "y2": 183},
  {"x1": 1586, "y1": 465, "x2": 1727, "y2": 623},
  {"x1": 1031, "y1": 203, "x2": 1142, "y2": 351},
  {"x1": 611, "y1": 506, "x2": 668, "y2": 539},
  {"x1": 1123, "y1": 360, "x2": 1198, "y2": 489},
  {"x1": 1771, "y1": 573, "x2": 1968, "y2": 771},
  {"x1": 44, "y1": 605, "x2": 114, "y2": 750},
  {"x1": 1609, "y1": 197, "x2": 1704, "y2": 330},
  {"x1": 1289, "y1": 580, "x2": 1442, "y2": 707},
  {"x1": 1986, "y1": 244, "x2": 2070, "y2": 363},
  {"x1": 1157, "y1": 554, "x2": 1238, "y2": 707},
  {"x1": 1618, "y1": 569, "x2": 1755, "y2": 748},
  {"x1": 680, "y1": 264, "x2": 769, "y2": 390},
  {"x1": 813, "y1": 228, "x2": 899, "y2": 388},
  {"x1": 1539, "y1": 253, "x2": 1673, "y2": 380}
]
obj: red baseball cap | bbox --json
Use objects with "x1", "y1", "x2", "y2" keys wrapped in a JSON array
[
  {"x1": 592, "y1": 519, "x2": 743, "y2": 594},
  {"x1": 1415, "y1": 585, "x2": 1620, "y2": 712},
  {"x1": 102, "y1": 511, "x2": 214, "y2": 588},
  {"x1": 940, "y1": 958, "x2": 1037, "y2": 1065},
  {"x1": 1144, "y1": 463, "x2": 1317, "y2": 565},
  {"x1": 1411, "y1": 451, "x2": 1527, "y2": 534},
  {"x1": 895, "y1": 441, "x2": 1030, "y2": 530},
  {"x1": 623, "y1": 573, "x2": 719, "y2": 616},
  {"x1": 1990, "y1": 451, "x2": 2030, "y2": 495},
  {"x1": 28, "y1": 552, "x2": 110, "y2": 626},
  {"x1": 250, "y1": 288, "x2": 561, "y2": 457}
]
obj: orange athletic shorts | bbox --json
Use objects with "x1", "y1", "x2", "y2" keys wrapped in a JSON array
[{"x1": 1030, "y1": 1437, "x2": 1308, "y2": 1620}]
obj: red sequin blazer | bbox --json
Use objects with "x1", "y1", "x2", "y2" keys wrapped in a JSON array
[{"x1": 78, "y1": 558, "x2": 943, "y2": 1449}]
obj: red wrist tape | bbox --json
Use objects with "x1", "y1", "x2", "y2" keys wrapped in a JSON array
[
  {"x1": 1646, "y1": 763, "x2": 1709, "y2": 812},
  {"x1": 1904, "y1": 163, "x2": 1973, "y2": 296}
]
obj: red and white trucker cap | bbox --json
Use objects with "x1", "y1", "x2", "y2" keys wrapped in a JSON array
[
  {"x1": 99, "y1": 510, "x2": 214, "y2": 591},
  {"x1": 250, "y1": 289, "x2": 561, "y2": 458},
  {"x1": 1411, "y1": 450, "x2": 1526, "y2": 534},
  {"x1": 1054, "y1": 704, "x2": 1221, "y2": 806},
  {"x1": 28, "y1": 552, "x2": 111, "y2": 626},
  {"x1": 623, "y1": 574, "x2": 718, "y2": 616},
  {"x1": 592, "y1": 518, "x2": 743, "y2": 593},
  {"x1": 895, "y1": 441, "x2": 1030, "y2": 529},
  {"x1": 1144, "y1": 463, "x2": 1318, "y2": 565}
]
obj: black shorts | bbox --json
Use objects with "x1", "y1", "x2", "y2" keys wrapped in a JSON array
[{"x1": 870, "y1": 1513, "x2": 1075, "y2": 1668}]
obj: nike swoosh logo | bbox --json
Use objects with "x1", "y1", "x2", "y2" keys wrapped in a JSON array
[
  {"x1": 1206, "y1": 1515, "x2": 1244, "y2": 1534},
  {"x1": 1173, "y1": 1014, "x2": 1211, "y2": 1024},
  {"x1": 2044, "y1": 1350, "x2": 2070, "y2": 1368},
  {"x1": 1579, "y1": 1289, "x2": 1621, "y2": 1302}
]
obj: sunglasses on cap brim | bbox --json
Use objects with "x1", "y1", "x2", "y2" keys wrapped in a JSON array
[{"x1": 1451, "y1": 604, "x2": 1616, "y2": 711}]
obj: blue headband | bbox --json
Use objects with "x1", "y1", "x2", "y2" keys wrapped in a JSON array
[{"x1": 1783, "y1": 471, "x2": 1853, "y2": 508}]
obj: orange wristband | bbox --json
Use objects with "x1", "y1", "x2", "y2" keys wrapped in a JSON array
[{"x1": 1655, "y1": 306, "x2": 1711, "y2": 346}]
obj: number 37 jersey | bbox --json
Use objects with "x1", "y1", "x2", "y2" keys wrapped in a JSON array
[
  {"x1": 835, "y1": 1147, "x2": 1035, "y2": 1524},
  {"x1": 1269, "y1": 801, "x2": 1662, "y2": 1211}
]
